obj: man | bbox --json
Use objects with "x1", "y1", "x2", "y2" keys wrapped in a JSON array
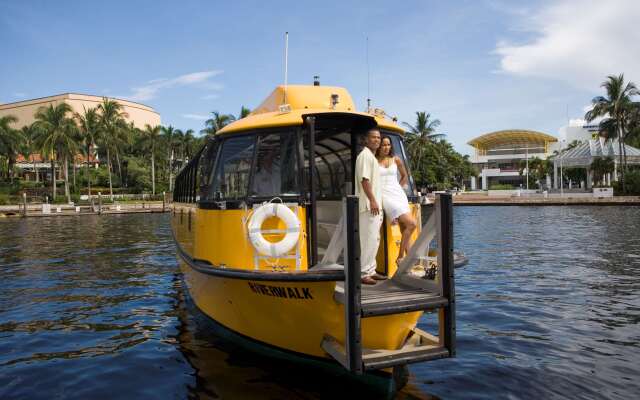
[
  {"x1": 252, "y1": 147, "x2": 281, "y2": 195},
  {"x1": 354, "y1": 128, "x2": 387, "y2": 285}
]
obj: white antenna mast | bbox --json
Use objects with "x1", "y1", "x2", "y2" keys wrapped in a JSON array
[
  {"x1": 284, "y1": 31, "x2": 289, "y2": 104},
  {"x1": 366, "y1": 36, "x2": 371, "y2": 112}
]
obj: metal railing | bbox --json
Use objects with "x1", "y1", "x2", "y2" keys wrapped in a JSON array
[{"x1": 336, "y1": 193, "x2": 456, "y2": 373}]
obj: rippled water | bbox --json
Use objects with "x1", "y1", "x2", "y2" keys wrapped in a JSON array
[{"x1": 1, "y1": 208, "x2": 639, "y2": 399}]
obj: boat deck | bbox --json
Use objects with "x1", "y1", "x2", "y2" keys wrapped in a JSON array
[{"x1": 334, "y1": 280, "x2": 447, "y2": 317}]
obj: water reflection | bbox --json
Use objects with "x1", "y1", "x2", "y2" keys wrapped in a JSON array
[{"x1": 1, "y1": 207, "x2": 639, "y2": 399}]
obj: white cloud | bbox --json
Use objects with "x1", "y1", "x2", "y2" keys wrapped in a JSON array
[
  {"x1": 125, "y1": 70, "x2": 223, "y2": 101},
  {"x1": 181, "y1": 113, "x2": 210, "y2": 121},
  {"x1": 13, "y1": 92, "x2": 27, "y2": 98},
  {"x1": 495, "y1": 0, "x2": 640, "y2": 90},
  {"x1": 201, "y1": 93, "x2": 220, "y2": 100}
]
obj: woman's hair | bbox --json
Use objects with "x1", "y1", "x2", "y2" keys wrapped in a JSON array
[{"x1": 376, "y1": 135, "x2": 394, "y2": 158}]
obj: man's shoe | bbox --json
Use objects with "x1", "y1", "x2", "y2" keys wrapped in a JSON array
[
  {"x1": 371, "y1": 273, "x2": 388, "y2": 281},
  {"x1": 361, "y1": 276, "x2": 377, "y2": 285}
]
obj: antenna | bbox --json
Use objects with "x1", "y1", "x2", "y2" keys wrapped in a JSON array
[
  {"x1": 366, "y1": 36, "x2": 371, "y2": 112},
  {"x1": 283, "y1": 32, "x2": 289, "y2": 105}
]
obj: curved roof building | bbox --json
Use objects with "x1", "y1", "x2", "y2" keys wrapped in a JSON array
[
  {"x1": 0, "y1": 93, "x2": 161, "y2": 129},
  {"x1": 467, "y1": 129, "x2": 557, "y2": 190},
  {"x1": 468, "y1": 129, "x2": 557, "y2": 157}
]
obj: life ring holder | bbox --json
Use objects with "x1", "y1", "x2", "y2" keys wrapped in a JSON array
[{"x1": 247, "y1": 200, "x2": 301, "y2": 261}]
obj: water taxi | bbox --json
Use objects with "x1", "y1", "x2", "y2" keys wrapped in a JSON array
[{"x1": 171, "y1": 84, "x2": 455, "y2": 389}]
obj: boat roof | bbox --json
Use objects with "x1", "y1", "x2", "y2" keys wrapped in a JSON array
[{"x1": 216, "y1": 85, "x2": 404, "y2": 135}]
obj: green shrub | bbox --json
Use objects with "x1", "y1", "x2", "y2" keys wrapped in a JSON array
[
  {"x1": 489, "y1": 183, "x2": 515, "y2": 190},
  {"x1": 0, "y1": 194, "x2": 9, "y2": 205},
  {"x1": 124, "y1": 157, "x2": 152, "y2": 192},
  {"x1": 625, "y1": 169, "x2": 640, "y2": 195}
]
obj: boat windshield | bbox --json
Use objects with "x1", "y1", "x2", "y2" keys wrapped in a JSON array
[{"x1": 250, "y1": 132, "x2": 300, "y2": 197}]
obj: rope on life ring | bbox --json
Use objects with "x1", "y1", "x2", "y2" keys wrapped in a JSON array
[{"x1": 247, "y1": 203, "x2": 300, "y2": 257}]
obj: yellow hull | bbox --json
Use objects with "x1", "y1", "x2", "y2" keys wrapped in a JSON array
[{"x1": 178, "y1": 254, "x2": 422, "y2": 358}]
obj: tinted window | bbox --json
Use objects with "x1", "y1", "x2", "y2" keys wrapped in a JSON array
[
  {"x1": 199, "y1": 139, "x2": 220, "y2": 201},
  {"x1": 251, "y1": 132, "x2": 299, "y2": 197},
  {"x1": 208, "y1": 135, "x2": 255, "y2": 200}
]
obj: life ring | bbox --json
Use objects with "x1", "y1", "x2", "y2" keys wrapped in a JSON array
[{"x1": 248, "y1": 203, "x2": 300, "y2": 257}]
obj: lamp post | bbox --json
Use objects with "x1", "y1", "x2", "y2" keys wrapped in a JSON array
[
  {"x1": 560, "y1": 139, "x2": 565, "y2": 197},
  {"x1": 525, "y1": 146, "x2": 529, "y2": 191}
]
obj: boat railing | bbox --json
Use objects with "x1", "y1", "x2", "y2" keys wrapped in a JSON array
[{"x1": 322, "y1": 193, "x2": 456, "y2": 373}]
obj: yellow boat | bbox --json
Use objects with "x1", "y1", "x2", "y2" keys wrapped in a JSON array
[{"x1": 171, "y1": 84, "x2": 455, "y2": 390}]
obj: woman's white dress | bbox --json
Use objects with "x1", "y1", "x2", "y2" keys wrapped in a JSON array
[{"x1": 380, "y1": 159, "x2": 410, "y2": 220}]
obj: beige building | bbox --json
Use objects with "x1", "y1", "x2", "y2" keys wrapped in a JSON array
[
  {"x1": 0, "y1": 93, "x2": 161, "y2": 129},
  {"x1": 0, "y1": 93, "x2": 161, "y2": 183}
]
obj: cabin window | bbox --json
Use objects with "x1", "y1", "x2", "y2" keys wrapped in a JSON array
[
  {"x1": 250, "y1": 132, "x2": 299, "y2": 197},
  {"x1": 305, "y1": 132, "x2": 352, "y2": 199},
  {"x1": 199, "y1": 139, "x2": 220, "y2": 201},
  {"x1": 174, "y1": 146, "x2": 203, "y2": 203},
  {"x1": 209, "y1": 135, "x2": 256, "y2": 200}
]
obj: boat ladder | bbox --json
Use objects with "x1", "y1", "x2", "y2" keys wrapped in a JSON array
[{"x1": 321, "y1": 194, "x2": 456, "y2": 373}]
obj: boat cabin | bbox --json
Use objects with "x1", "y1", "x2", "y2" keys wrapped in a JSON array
[{"x1": 173, "y1": 85, "x2": 419, "y2": 275}]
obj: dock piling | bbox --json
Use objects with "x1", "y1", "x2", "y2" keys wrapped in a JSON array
[
  {"x1": 98, "y1": 192, "x2": 102, "y2": 215},
  {"x1": 22, "y1": 193, "x2": 27, "y2": 218}
]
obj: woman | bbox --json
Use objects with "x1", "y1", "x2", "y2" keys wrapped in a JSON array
[{"x1": 376, "y1": 136, "x2": 417, "y2": 264}]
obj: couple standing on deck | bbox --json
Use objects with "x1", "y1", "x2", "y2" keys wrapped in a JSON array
[{"x1": 355, "y1": 129, "x2": 417, "y2": 285}]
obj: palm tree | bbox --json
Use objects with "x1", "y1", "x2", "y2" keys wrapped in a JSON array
[
  {"x1": 402, "y1": 111, "x2": 444, "y2": 168},
  {"x1": 140, "y1": 124, "x2": 161, "y2": 195},
  {"x1": 585, "y1": 74, "x2": 639, "y2": 192},
  {"x1": 626, "y1": 103, "x2": 640, "y2": 148},
  {"x1": 239, "y1": 106, "x2": 251, "y2": 119},
  {"x1": 590, "y1": 156, "x2": 615, "y2": 186},
  {"x1": 173, "y1": 129, "x2": 185, "y2": 167},
  {"x1": 201, "y1": 111, "x2": 235, "y2": 136},
  {"x1": 32, "y1": 103, "x2": 78, "y2": 202},
  {"x1": 19, "y1": 124, "x2": 39, "y2": 184},
  {"x1": 181, "y1": 129, "x2": 195, "y2": 164},
  {"x1": 97, "y1": 98, "x2": 128, "y2": 199},
  {"x1": 0, "y1": 115, "x2": 21, "y2": 181},
  {"x1": 162, "y1": 125, "x2": 177, "y2": 191},
  {"x1": 75, "y1": 106, "x2": 100, "y2": 197}
]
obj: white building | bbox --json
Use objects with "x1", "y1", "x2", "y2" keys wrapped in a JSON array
[{"x1": 558, "y1": 119, "x2": 601, "y2": 145}]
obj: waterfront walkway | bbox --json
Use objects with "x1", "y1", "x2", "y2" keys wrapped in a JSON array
[
  {"x1": 0, "y1": 201, "x2": 168, "y2": 218},
  {"x1": 450, "y1": 194, "x2": 640, "y2": 206}
]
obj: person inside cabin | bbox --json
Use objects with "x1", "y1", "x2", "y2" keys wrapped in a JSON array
[
  {"x1": 355, "y1": 128, "x2": 388, "y2": 285},
  {"x1": 252, "y1": 146, "x2": 281, "y2": 196}
]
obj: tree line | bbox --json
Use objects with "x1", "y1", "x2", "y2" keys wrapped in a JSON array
[
  {"x1": 402, "y1": 111, "x2": 475, "y2": 191},
  {"x1": 0, "y1": 98, "x2": 247, "y2": 203},
  {"x1": 0, "y1": 97, "x2": 473, "y2": 203}
]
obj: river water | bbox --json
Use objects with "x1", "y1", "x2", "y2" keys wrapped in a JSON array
[{"x1": 0, "y1": 207, "x2": 639, "y2": 399}]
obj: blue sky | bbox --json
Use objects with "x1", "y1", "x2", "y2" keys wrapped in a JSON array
[{"x1": 2, "y1": 0, "x2": 639, "y2": 154}]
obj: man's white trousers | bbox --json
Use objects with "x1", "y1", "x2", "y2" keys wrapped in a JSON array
[{"x1": 359, "y1": 211, "x2": 383, "y2": 277}]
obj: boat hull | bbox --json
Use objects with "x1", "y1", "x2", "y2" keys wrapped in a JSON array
[{"x1": 177, "y1": 254, "x2": 422, "y2": 360}]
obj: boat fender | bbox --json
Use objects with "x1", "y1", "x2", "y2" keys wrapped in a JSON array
[{"x1": 248, "y1": 203, "x2": 300, "y2": 257}]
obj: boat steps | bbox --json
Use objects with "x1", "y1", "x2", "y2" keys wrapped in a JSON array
[
  {"x1": 333, "y1": 282, "x2": 448, "y2": 317},
  {"x1": 321, "y1": 327, "x2": 450, "y2": 371},
  {"x1": 327, "y1": 194, "x2": 455, "y2": 374}
]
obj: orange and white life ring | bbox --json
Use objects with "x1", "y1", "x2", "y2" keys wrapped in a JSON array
[{"x1": 248, "y1": 203, "x2": 300, "y2": 257}]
